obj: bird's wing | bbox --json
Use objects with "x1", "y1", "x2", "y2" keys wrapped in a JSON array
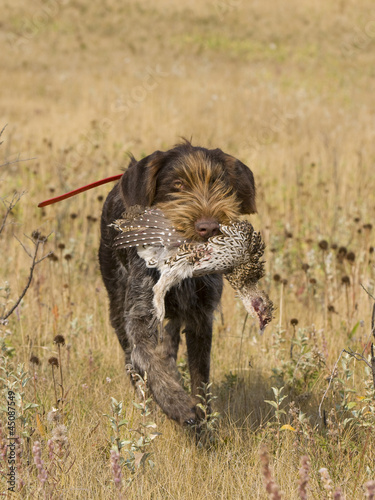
[
  {"x1": 113, "y1": 228, "x2": 185, "y2": 249},
  {"x1": 111, "y1": 207, "x2": 186, "y2": 249}
]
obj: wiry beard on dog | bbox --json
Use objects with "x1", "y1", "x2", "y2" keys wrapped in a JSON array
[{"x1": 156, "y1": 151, "x2": 241, "y2": 240}]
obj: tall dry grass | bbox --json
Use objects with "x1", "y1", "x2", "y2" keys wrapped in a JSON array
[{"x1": 1, "y1": 0, "x2": 375, "y2": 498}]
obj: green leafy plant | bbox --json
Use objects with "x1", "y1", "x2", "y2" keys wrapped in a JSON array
[
  {"x1": 0, "y1": 358, "x2": 38, "y2": 439},
  {"x1": 265, "y1": 386, "x2": 288, "y2": 443},
  {"x1": 104, "y1": 371, "x2": 161, "y2": 489},
  {"x1": 272, "y1": 326, "x2": 326, "y2": 393},
  {"x1": 195, "y1": 382, "x2": 221, "y2": 446}
]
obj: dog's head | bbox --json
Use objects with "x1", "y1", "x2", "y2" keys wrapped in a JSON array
[{"x1": 120, "y1": 141, "x2": 256, "y2": 241}]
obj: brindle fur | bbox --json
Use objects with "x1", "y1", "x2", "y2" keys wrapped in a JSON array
[{"x1": 99, "y1": 141, "x2": 256, "y2": 425}]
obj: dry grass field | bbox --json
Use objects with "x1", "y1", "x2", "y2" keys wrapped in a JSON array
[{"x1": 1, "y1": 0, "x2": 375, "y2": 498}]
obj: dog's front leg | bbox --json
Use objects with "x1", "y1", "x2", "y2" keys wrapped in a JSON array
[
  {"x1": 184, "y1": 312, "x2": 214, "y2": 417},
  {"x1": 125, "y1": 271, "x2": 196, "y2": 425}
]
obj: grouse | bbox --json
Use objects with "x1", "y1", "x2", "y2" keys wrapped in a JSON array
[{"x1": 111, "y1": 206, "x2": 273, "y2": 335}]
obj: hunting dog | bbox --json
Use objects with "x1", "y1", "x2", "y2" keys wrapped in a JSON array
[{"x1": 99, "y1": 141, "x2": 256, "y2": 425}]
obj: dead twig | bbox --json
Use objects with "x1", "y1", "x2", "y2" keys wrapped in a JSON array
[
  {"x1": 319, "y1": 346, "x2": 374, "y2": 418},
  {"x1": 0, "y1": 124, "x2": 36, "y2": 168},
  {"x1": 0, "y1": 191, "x2": 25, "y2": 236},
  {"x1": 360, "y1": 283, "x2": 375, "y2": 302},
  {"x1": 344, "y1": 347, "x2": 372, "y2": 369},
  {"x1": 0, "y1": 235, "x2": 51, "y2": 322},
  {"x1": 0, "y1": 156, "x2": 37, "y2": 168}
]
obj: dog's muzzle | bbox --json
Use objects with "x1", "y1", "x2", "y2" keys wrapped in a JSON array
[{"x1": 195, "y1": 218, "x2": 221, "y2": 239}]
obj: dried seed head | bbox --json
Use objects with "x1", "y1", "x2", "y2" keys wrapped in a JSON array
[
  {"x1": 31, "y1": 230, "x2": 41, "y2": 241},
  {"x1": 47, "y1": 407, "x2": 61, "y2": 424},
  {"x1": 341, "y1": 276, "x2": 350, "y2": 285},
  {"x1": 282, "y1": 278, "x2": 288, "y2": 285},
  {"x1": 309, "y1": 278, "x2": 317, "y2": 285},
  {"x1": 273, "y1": 274, "x2": 281, "y2": 282},
  {"x1": 331, "y1": 243, "x2": 338, "y2": 250},
  {"x1": 58, "y1": 243, "x2": 65, "y2": 250},
  {"x1": 291, "y1": 318, "x2": 299, "y2": 326},
  {"x1": 48, "y1": 357, "x2": 59, "y2": 367},
  {"x1": 53, "y1": 335, "x2": 65, "y2": 346},
  {"x1": 346, "y1": 251, "x2": 355, "y2": 263},
  {"x1": 70, "y1": 213, "x2": 78, "y2": 220},
  {"x1": 319, "y1": 468, "x2": 333, "y2": 492},
  {"x1": 64, "y1": 254, "x2": 72, "y2": 261},
  {"x1": 52, "y1": 424, "x2": 68, "y2": 445},
  {"x1": 48, "y1": 252, "x2": 59, "y2": 262},
  {"x1": 318, "y1": 240, "x2": 328, "y2": 250},
  {"x1": 328, "y1": 305, "x2": 336, "y2": 313},
  {"x1": 338, "y1": 246, "x2": 347, "y2": 257},
  {"x1": 354, "y1": 217, "x2": 360, "y2": 223},
  {"x1": 363, "y1": 223, "x2": 373, "y2": 231},
  {"x1": 32, "y1": 231, "x2": 47, "y2": 243},
  {"x1": 301, "y1": 263, "x2": 310, "y2": 272},
  {"x1": 97, "y1": 195, "x2": 104, "y2": 202},
  {"x1": 370, "y1": 246, "x2": 374, "y2": 254},
  {"x1": 30, "y1": 355, "x2": 40, "y2": 366}
]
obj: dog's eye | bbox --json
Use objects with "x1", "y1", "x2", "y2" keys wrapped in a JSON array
[{"x1": 173, "y1": 180, "x2": 185, "y2": 191}]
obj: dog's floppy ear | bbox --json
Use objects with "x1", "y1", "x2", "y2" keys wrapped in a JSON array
[
  {"x1": 120, "y1": 151, "x2": 167, "y2": 208},
  {"x1": 224, "y1": 155, "x2": 257, "y2": 214}
]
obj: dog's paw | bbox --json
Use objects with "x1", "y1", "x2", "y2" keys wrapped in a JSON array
[{"x1": 184, "y1": 417, "x2": 196, "y2": 427}]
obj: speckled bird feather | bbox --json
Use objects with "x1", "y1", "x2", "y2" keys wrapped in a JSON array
[{"x1": 111, "y1": 206, "x2": 273, "y2": 334}]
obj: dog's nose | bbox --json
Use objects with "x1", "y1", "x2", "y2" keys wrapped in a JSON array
[{"x1": 195, "y1": 219, "x2": 220, "y2": 239}]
